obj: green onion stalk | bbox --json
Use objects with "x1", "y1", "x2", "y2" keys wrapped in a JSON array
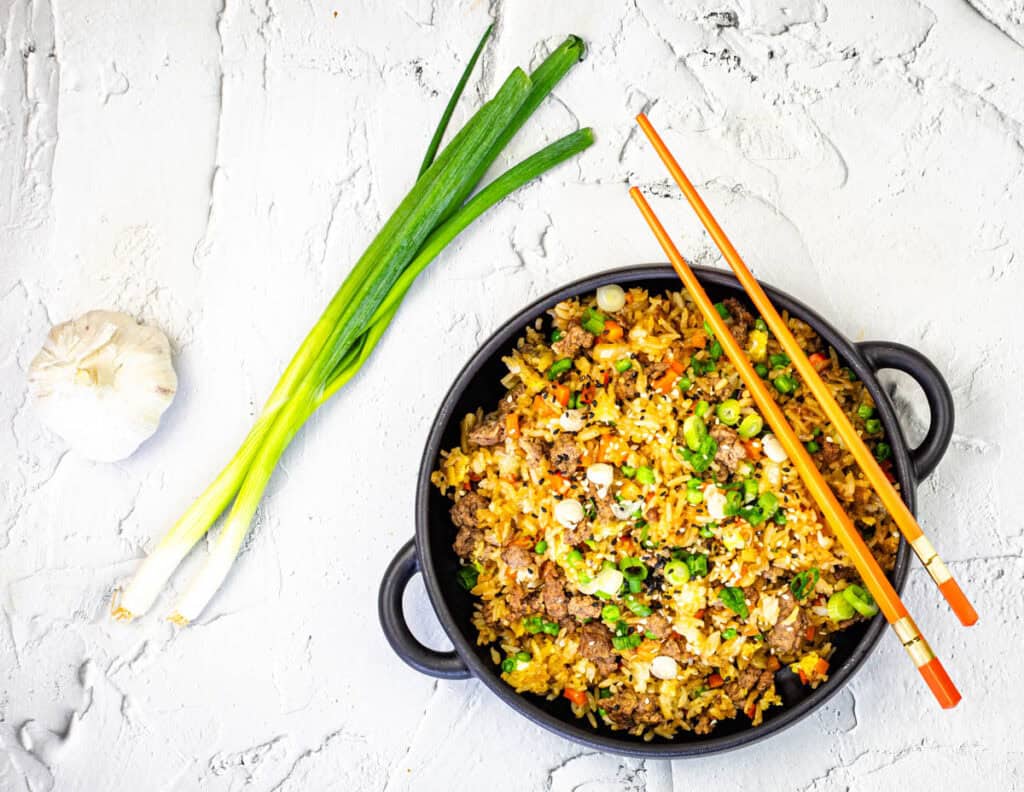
[{"x1": 113, "y1": 31, "x2": 593, "y2": 624}]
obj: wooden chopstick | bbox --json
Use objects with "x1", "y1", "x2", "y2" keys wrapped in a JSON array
[
  {"x1": 634, "y1": 113, "x2": 978, "y2": 628},
  {"x1": 628, "y1": 186, "x2": 961, "y2": 709}
]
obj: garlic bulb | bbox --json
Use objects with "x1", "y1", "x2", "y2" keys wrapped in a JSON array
[{"x1": 28, "y1": 310, "x2": 177, "y2": 461}]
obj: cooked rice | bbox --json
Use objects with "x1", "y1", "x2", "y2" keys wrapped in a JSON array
[{"x1": 432, "y1": 287, "x2": 898, "y2": 738}]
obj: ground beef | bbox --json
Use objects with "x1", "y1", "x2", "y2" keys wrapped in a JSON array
[
  {"x1": 578, "y1": 622, "x2": 618, "y2": 675},
  {"x1": 585, "y1": 484, "x2": 617, "y2": 523},
  {"x1": 694, "y1": 713, "x2": 716, "y2": 735},
  {"x1": 643, "y1": 360, "x2": 670, "y2": 385},
  {"x1": 614, "y1": 368, "x2": 639, "y2": 401},
  {"x1": 540, "y1": 561, "x2": 569, "y2": 621},
  {"x1": 518, "y1": 436, "x2": 547, "y2": 466},
  {"x1": 645, "y1": 612, "x2": 672, "y2": 639},
  {"x1": 567, "y1": 595, "x2": 602, "y2": 621},
  {"x1": 767, "y1": 592, "x2": 808, "y2": 656},
  {"x1": 549, "y1": 435, "x2": 581, "y2": 475},
  {"x1": 563, "y1": 520, "x2": 593, "y2": 547},
  {"x1": 551, "y1": 322, "x2": 594, "y2": 358},
  {"x1": 467, "y1": 415, "x2": 505, "y2": 447},
  {"x1": 450, "y1": 492, "x2": 488, "y2": 558},
  {"x1": 501, "y1": 545, "x2": 532, "y2": 570},
  {"x1": 725, "y1": 665, "x2": 775, "y2": 699},
  {"x1": 660, "y1": 637, "x2": 685, "y2": 661},
  {"x1": 723, "y1": 297, "x2": 754, "y2": 348},
  {"x1": 496, "y1": 383, "x2": 525, "y2": 415},
  {"x1": 710, "y1": 424, "x2": 748, "y2": 473},
  {"x1": 817, "y1": 439, "x2": 843, "y2": 467},
  {"x1": 604, "y1": 688, "x2": 661, "y2": 729},
  {"x1": 504, "y1": 583, "x2": 540, "y2": 619}
]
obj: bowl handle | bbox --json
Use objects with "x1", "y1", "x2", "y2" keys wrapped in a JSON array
[
  {"x1": 857, "y1": 341, "x2": 955, "y2": 481},
  {"x1": 378, "y1": 539, "x2": 471, "y2": 680}
]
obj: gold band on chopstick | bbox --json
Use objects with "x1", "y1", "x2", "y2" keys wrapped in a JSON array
[
  {"x1": 910, "y1": 535, "x2": 954, "y2": 585},
  {"x1": 893, "y1": 615, "x2": 936, "y2": 668}
]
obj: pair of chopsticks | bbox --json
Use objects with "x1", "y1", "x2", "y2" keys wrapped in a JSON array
[{"x1": 629, "y1": 114, "x2": 972, "y2": 709}]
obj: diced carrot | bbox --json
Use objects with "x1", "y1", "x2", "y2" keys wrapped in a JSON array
[
  {"x1": 741, "y1": 439, "x2": 762, "y2": 461},
  {"x1": 505, "y1": 412, "x2": 520, "y2": 439},
  {"x1": 766, "y1": 655, "x2": 781, "y2": 671},
  {"x1": 694, "y1": 609, "x2": 705, "y2": 619},
  {"x1": 666, "y1": 358, "x2": 686, "y2": 376},
  {"x1": 740, "y1": 624, "x2": 759, "y2": 637},
  {"x1": 563, "y1": 687, "x2": 586, "y2": 706},
  {"x1": 580, "y1": 385, "x2": 597, "y2": 405},
  {"x1": 462, "y1": 481, "x2": 471, "y2": 491},
  {"x1": 684, "y1": 330, "x2": 708, "y2": 350},
  {"x1": 553, "y1": 384, "x2": 570, "y2": 407},
  {"x1": 805, "y1": 625, "x2": 817, "y2": 641},
  {"x1": 533, "y1": 395, "x2": 558, "y2": 418},
  {"x1": 597, "y1": 434, "x2": 629, "y2": 464},
  {"x1": 744, "y1": 702, "x2": 758, "y2": 719},
  {"x1": 797, "y1": 669, "x2": 809, "y2": 685},
  {"x1": 653, "y1": 372, "x2": 677, "y2": 394},
  {"x1": 808, "y1": 352, "x2": 829, "y2": 371},
  {"x1": 708, "y1": 673, "x2": 724, "y2": 689},
  {"x1": 602, "y1": 321, "x2": 624, "y2": 342},
  {"x1": 512, "y1": 534, "x2": 532, "y2": 547},
  {"x1": 617, "y1": 537, "x2": 637, "y2": 555},
  {"x1": 550, "y1": 473, "x2": 571, "y2": 495},
  {"x1": 625, "y1": 290, "x2": 634, "y2": 304},
  {"x1": 814, "y1": 658, "x2": 829, "y2": 676}
]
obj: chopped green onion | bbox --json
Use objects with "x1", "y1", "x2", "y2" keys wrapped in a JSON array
[
  {"x1": 719, "y1": 586, "x2": 748, "y2": 618},
  {"x1": 687, "y1": 489, "x2": 703, "y2": 505},
  {"x1": 721, "y1": 627, "x2": 738, "y2": 640},
  {"x1": 708, "y1": 340, "x2": 723, "y2": 361},
  {"x1": 700, "y1": 523, "x2": 716, "y2": 538},
  {"x1": 691, "y1": 356, "x2": 716, "y2": 376},
  {"x1": 684, "y1": 552, "x2": 708, "y2": 578},
  {"x1": 695, "y1": 400, "x2": 710, "y2": 418},
  {"x1": 456, "y1": 565, "x2": 479, "y2": 591},
  {"x1": 737, "y1": 413, "x2": 764, "y2": 439},
  {"x1": 620, "y1": 464, "x2": 636, "y2": 478},
  {"x1": 789, "y1": 568, "x2": 820, "y2": 600},
  {"x1": 601, "y1": 604, "x2": 621, "y2": 622},
  {"x1": 769, "y1": 353, "x2": 790, "y2": 369},
  {"x1": 550, "y1": 328, "x2": 564, "y2": 343},
  {"x1": 874, "y1": 442, "x2": 892, "y2": 461},
  {"x1": 542, "y1": 620, "x2": 560, "y2": 636},
  {"x1": 682, "y1": 414, "x2": 708, "y2": 451},
  {"x1": 619, "y1": 556, "x2": 648, "y2": 582},
  {"x1": 612, "y1": 633, "x2": 643, "y2": 651},
  {"x1": 827, "y1": 591, "x2": 855, "y2": 621},
  {"x1": 623, "y1": 594, "x2": 651, "y2": 616},
  {"x1": 546, "y1": 357, "x2": 573, "y2": 380},
  {"x1": 743, "y1": 478, "x2": 759, "y2": 503},
  {"x1": 615, "y1": 358, "x2": 632, "y2": 373},
  {"x1": 805, "y1": 440, "x2": 821, "y2": 453},
  {"x1": 677, "y1": 376, "x2": 692, "y2": 391},
  {"x1": 865, "y1": 418, "x2": 882, "y2": 434},
  {"x1": 773, "y1": 374, "x2": 797, "y2": 394},
  {"x1": 523, "y1": 616, "x2": 543, "y2": 633},
  {"x1": 754, "y1": 318, "x2": 767, "y2": 331},
  {"x1": 773, "y1": 510, "x2": 787, "y2": 525},
  {"x1": 842, "y1": 584, "x2": 879, "y2": 617},
  {"x1": 664, "y1": 560, "x2": 691, "y2": 586},
  {"x1": 687, "y1": 477, "x2": 702, "y2": 491},
  {"x1": 714, "y1": 302, "x2": 730, "y2": 319},
  {"x1": 635, "y1": 466, "x2": 656, "y2": 485},
  {"x1": 581, "y1": 307, "x2": 607, "y2": 335},
  {"x1": 845, "y1": 367, "x2": 858, "y2": 381},
  {"x1": 716, "y1": 399, "x2": 741, "y2": 426},
  {"x1": 534, "y1": 540, "x2": 548, "y2": 554},
  {"x1": 754, "y1": 363, "x2": 769, "y2": 378},
  {"x1": 758, "y1": 491, "x2": 779, "y2": 519}
]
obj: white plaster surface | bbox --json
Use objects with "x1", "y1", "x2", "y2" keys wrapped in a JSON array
[{"x1": 1, "y1": 1, "x2": 1022, "y2": 789}]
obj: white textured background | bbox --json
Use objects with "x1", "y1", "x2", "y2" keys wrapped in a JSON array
[{"x1": 2, "y1": 1, "x2": 1022, "y2": 790}]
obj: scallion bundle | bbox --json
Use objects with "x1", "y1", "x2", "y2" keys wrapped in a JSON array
[{"x1": 113, "y1": 29, "x2": 594, "y2": 624}]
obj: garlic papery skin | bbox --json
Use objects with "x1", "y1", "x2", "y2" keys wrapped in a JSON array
[{"x1": 28, "y1": 310, "x2": 177, "y2": 462}]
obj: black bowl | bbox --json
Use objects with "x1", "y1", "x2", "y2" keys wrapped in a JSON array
[{"x1": 379, "y1": 265, "x2": 954, "y2": 757}]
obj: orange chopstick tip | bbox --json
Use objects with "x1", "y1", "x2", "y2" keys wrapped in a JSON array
[
  {"x1": 939, "y1": 578, "x2": 979, "y2": 626},
  {"x1": 919, "y1": 657, "x2": 961, "y2": 709}
]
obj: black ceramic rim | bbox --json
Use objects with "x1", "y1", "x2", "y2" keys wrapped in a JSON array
[{"x1": 411, "y1": 265, "x2": 926, "y2": 757}]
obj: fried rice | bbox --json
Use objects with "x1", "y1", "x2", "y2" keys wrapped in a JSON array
[{"x1": 431, "y1": 286, "x2": 898, "y2": 738}]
